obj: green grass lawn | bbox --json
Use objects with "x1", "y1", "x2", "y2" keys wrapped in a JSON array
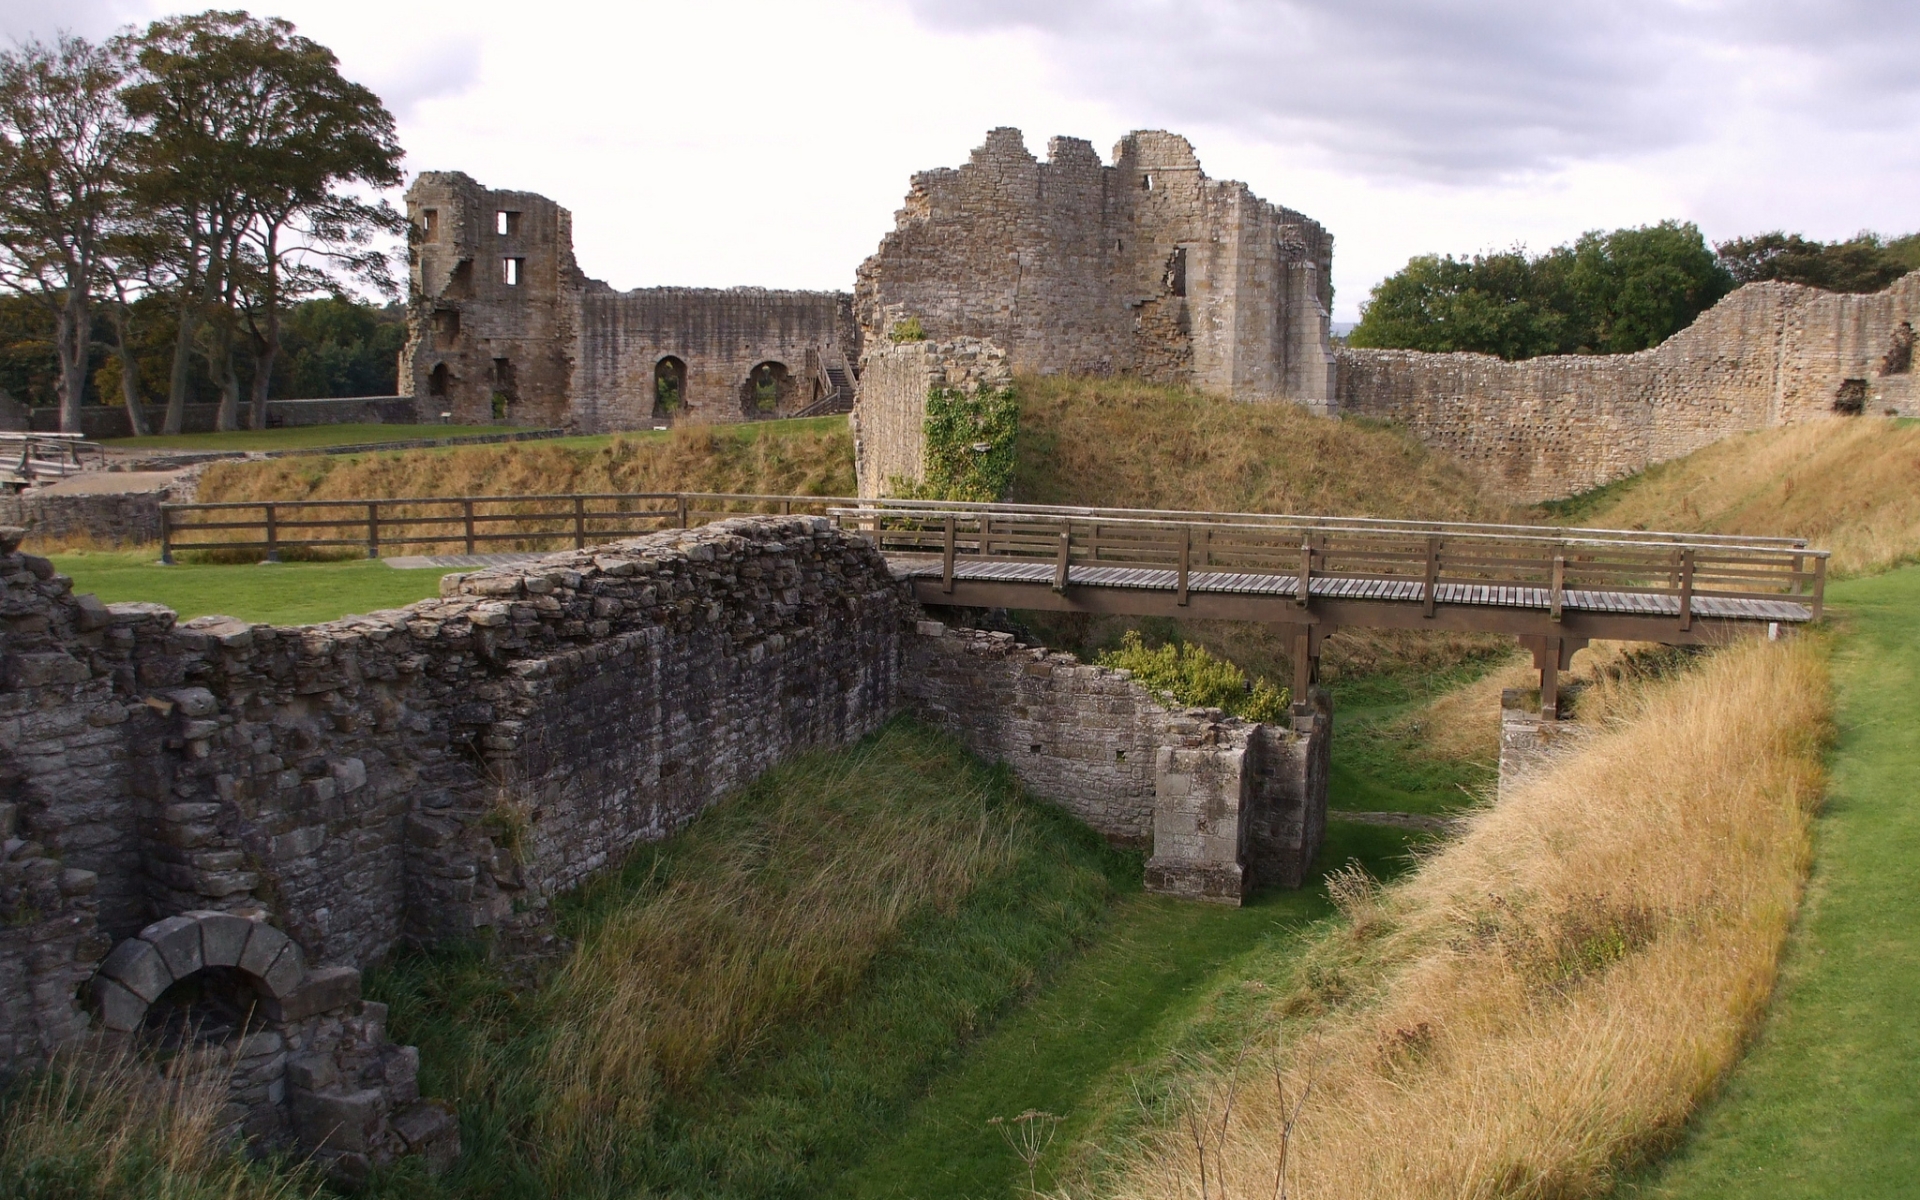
[
  {"x1": 102, "y1": 422, "x2": 524, "y2": 451},
  {"x1": 1622, "y1": 567, "x2": 1920, "y2": 1198},
  {"x1": 49, "y1": 550, "x2": 447, "y2": 625},
  {"x1": 834, "y1": 820, "x2": 1421, "y2": 1200}
]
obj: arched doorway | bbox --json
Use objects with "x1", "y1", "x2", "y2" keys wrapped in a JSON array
[
  {"x1": 653, "y1": 356, "x2": 687, "y2": 422},
  {"x1": 741, "y1": 361, "x2": 792, "y2": 419},
  {"x1": 428, "y1": 363, "x2": 451, "y2": 398}
]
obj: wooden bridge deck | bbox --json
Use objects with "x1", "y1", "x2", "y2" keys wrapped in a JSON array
[{"x1": 834, "y1": 499, "x2": 1828, "y2": 715}]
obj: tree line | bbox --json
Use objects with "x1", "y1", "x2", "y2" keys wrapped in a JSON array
[
  {"x1": 1348, "y1": 223, "x2": 1920, "y2": 361},
  {"x1": 0, "y1": 11, "x2": 403, "y2": 434}
]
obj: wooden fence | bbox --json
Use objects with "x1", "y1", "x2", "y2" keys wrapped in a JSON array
[{"x1": 158, "y1": 492, "x2": 858, "y2": 563}]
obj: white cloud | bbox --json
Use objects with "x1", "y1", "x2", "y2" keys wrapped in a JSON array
[{"x1": 7, "y1": 0, "x2": 1918, "y2": 321}]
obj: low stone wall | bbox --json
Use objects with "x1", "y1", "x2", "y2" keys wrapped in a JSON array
[
  {"x1": 27, "y1": 396, "x2": 423, "y2": 439},
  {"x1": 852, "y1": 337, "x2": 1012, "y2": 498},
  {"x1": 1496, "y1": 688, "x2": 1589, "y2": 800},
  {"x1": 0, "y1": 517, "x2": 909, "y2": 1084},
  {"x1": 0, "y1": 485, "x2": 177, "y2": 545},
  {"x1": 903, "y1": 620, "x2": 1328, "y2": 899}
]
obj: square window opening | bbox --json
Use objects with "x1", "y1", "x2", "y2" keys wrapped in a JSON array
[{"x1": 496, "y1": 210, "x2": 521, "y2": 237}]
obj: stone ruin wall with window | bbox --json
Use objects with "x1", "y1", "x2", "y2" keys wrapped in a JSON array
[
  {"x1": 854, "y1": 128, "x2": 1339, "y2": 411},
  {"x1": 1334, "y1": 272, "x2": 1920, "y2": 502},
  {"x1": 401, "y1": 172, "x2": 859, "y2": 432}
]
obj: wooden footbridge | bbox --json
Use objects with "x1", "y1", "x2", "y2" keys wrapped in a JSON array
[{"x1": 157, "y1": 491, "x2": 1826, "y2": 716}]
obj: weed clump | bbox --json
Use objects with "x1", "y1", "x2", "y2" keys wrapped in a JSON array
[{"x1": 1096, "y1": 630, "x2": 1289, "y2": 722}]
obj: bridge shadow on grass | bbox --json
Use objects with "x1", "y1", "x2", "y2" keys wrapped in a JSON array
[{"x1": 830, "y1": 819, "x2": 1426, "y2": 1200}]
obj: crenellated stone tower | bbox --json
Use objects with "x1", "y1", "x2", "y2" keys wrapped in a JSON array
[{"x1": 855, "y1": 129, "x2": 1337, "y2": 410}]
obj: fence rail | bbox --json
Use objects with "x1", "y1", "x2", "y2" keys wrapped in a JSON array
[
  {"x1": 2, "y1": 432, "x2": 106, "y2": 487},
  {"x1": 826, "y1": 501, "x2": 1828, "y2": 626},
  {"x1": 159, "y1": 492, "x2": 859, "y2": 562}
]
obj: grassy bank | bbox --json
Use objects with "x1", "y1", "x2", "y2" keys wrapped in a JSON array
[
  {"x1": 1629, "y1": 567, "x2": 1920, "y2": 1197},
  {"x1": 193, "y1": 418, "x2": 854, "y2": 507},
  {"x1": 49, "y1": 550, "x2": 447, "y2": 625},
  {"x1": 1091, "y1": 636, "x2": 1829, "y2": 1200},
  {"x1": 1545, "y1": 418, "x2": 1920, "y2": 576},
  {"x1": 363, "y1": 720, "x2": 1132, "y2": 1200},
  {"x1": 0, "y1": 1046, "x2": 316, "y2": 1199}
]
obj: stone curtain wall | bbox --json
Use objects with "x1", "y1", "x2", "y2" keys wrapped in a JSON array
[
  {"x1": 0, "y1": 518, "x2": 908, "y2": 1077},
  {"x1": 855, "y1": 128, "x2": 1337, "y2": 409},
  {"x1": 402, "y1": 172, "x2": 858, "y2": 432},
  {"x1": 852, "y1": 337, "x2": 1014, "y2": 498},
  {"x1": 1336, "y1": 272, "x2": 1920, "y2": 501},
  {"x1": 24, "y1": 396, "x2": 423, "y2": 440},
  {"x1": 571, "y1": 287, "x2": 857, "y2": 432},
  {"x1": 902, "y1": 620, "x2": 1329, "y2": 900}
]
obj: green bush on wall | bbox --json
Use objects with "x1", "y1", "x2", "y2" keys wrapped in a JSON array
[
  {"x1": 893, "y1": 385, "x2": 1018, "y2": 503},
  {"x1": 1096, "y1": 630, "x2": 1291, "y2": 722}
]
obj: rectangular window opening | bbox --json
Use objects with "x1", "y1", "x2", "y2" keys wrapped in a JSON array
[
  {"x1": 496, "y1": 210, "x2": 521, "y2": 236},
  {"x1": 421, "y1": 208, "x2": 439, "y2": 242},
  {"x1": 502, "y1": 257, "x2": 523, "y2": 286}
]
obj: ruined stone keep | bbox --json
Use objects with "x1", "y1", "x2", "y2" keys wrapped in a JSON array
[
  {"x1": 402, "y1": 172, "x2": 860, "y2": 431},
  {"x1": 855, "y1": 129, "x2": 1339, "y2": 409}
]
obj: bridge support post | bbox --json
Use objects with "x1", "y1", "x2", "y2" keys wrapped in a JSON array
[
  {"x1": 1281, "y1": 624, "x2": 1329, "y2": 718},
  {"x1": 1516, "y1": 634, "x2": 1587, "y2": 719}
]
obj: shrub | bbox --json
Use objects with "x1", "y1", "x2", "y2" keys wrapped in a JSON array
[
  {"x1": 888, "y1": 316, "x2": 927, "y2": 342},
  {"x1": 893, "y1": 385, "x2": 1018, "y2": 503},
  {"x1": 1096, "y1": 630, "x2": 1289, "y2": 722}
]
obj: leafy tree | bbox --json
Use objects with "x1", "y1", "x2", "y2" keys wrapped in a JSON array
[
  {"x1": 121, "y1": 11, "x2": 404, "y2": 433},
  {"x1": 1715, "y1": 231, "x2": 1915, "y2": 293},
  {"x1": 0, "y1": 35, "x2": 135, "y2": 431},
  {"x1": 271, "y1": 297, "x2": 404, "y2": 398},
  {"x1": 1345, "y1": 250, "x2": 1570, "y2": 359},
  {"x1": 1351, "y1": 222, "x2": 1733, "y2": 360},
  {"x1": 1560, "y1": 222, "x2": 1734, "y2": 353}
]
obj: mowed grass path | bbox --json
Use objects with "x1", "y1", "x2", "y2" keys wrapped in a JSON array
[
  {"x1": 50, "y1": 551, "x2": 447, "y2": 625},
  {"x1": 1632, "y1": 566, "x2": 1920, "y2": 1197}
]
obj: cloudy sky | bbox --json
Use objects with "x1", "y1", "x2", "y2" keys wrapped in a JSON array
[{"x1": 13, "y1": 0, "x2": 1919, "y2": 321}]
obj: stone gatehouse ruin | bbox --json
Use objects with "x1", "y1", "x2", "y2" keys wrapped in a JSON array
[{"x1": 401, "y1": 128, "x2": 1919, "y2": 505}]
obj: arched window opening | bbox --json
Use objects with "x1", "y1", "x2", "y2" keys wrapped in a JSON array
[
  {"x1": 428, "y1": 363, "x2": 450, "y2": 397},
  {"x1": 740, "y1": 361, "x2": 792, "y2": 419},
  {"x1": 142, "y1": 966, "x2": 269, "y2": 1050},
  {"x1": 653, "y1": 356, "x2": 687, "y2": 422}
]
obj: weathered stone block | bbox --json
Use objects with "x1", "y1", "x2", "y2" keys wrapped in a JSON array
[
  {"x1": 293, "y1": 1086, "x2": 385, "y2": 1153},
  {"x1": 97, "y1": 936, "x2": 172, "y2": 1003},
  {"x1": 191, "y1": 911, "x2": 255, "y2": 967},
  {"x1": 137, "y1": 915, "x2": 203, "y2": 980},
  {"x1": 91, "y1": 975, "x2": 149, "y2": 1032},
  {"x1": 265, "y1": 965, "x2": 360, "y2": 1022}
]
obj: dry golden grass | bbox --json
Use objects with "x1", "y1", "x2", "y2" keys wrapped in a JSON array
[
  {"x1": 1571, "y1": 418, "x2": 1920, "y2": 576},
  {"x1": 195, "y1": 422, "x2": 855, "y2": 506},
  {"x1": 1011, "y1": 375, "x2": 1502, "y2": 520},
  {"x1": 1102, "y1": 635, "x2": 1830, "y2": 1200},
  {"x1": 0, "y1": 1042, "x2": 316, "y2": 1198}
]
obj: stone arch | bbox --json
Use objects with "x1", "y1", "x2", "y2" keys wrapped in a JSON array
[
  {"x1": 653, "y1": 356, "x2": 686, "y2": 422},
  {"x1": 90, "y1": 911, "x2": 305, "y2": 1034},
  {"x1": 741, "y1": 360, "x2": 793, "y2": 419},
  {"x1": 427, "y1": 362, "x2": 451, "y2": 398}
]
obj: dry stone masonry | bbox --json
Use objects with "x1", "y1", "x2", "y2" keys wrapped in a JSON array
[
  {"x1": 2, "y1": 509, "x2": 1335, "y2": 1165},
  {"x1": 402, "y1": 171, "x2": 859, "y2": 430},
  {"x1": 856, "y1": 129, "x2": 1337, "y2": 410},
  {"x1": 852, "y1": 337, "x2": 1013, "y2": 498},
  {"x1": 905, "y1": 621, "x2": 1329, "y2": 899},
  {"x1": 1336, "y1": 273, "x2": 1920, "y2": 501}
]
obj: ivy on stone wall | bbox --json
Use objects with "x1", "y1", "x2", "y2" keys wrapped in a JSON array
[{"x1": 894, "y1": 385, "x2": 1018, "y2": 503}]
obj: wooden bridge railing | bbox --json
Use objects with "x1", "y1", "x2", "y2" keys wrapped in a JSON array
[
  {"x1": 825, "y1": 502, "x2": 1828, "y2": 624},
  {"x1": 158, "y1": 492, "x2": 860, "y2": 563}
]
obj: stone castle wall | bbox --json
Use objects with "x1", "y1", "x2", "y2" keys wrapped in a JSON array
[
  {"x1": 852, "y1": 337, "x2": 1013, "y2": 498},
  {"x1": 571, "y1": 287, "x2": 857, "y2": 430},
  {"x1": 1336, "y1": 273, "x2": 1920, "y2": 501},
  {"x1": 402, "y1": 173, "x2": 858, "y2": 432},
  {"x1": 903, "y1": 620, "x2": 1328, "y2": 897},
  {"x1": 855, "y1": 129, "x2": 1337, "y2": 409}
]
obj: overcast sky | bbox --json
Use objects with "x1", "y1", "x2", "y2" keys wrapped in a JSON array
[{"x1": 12, "y1": 0, "x2": 1919, "y2": 321}]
